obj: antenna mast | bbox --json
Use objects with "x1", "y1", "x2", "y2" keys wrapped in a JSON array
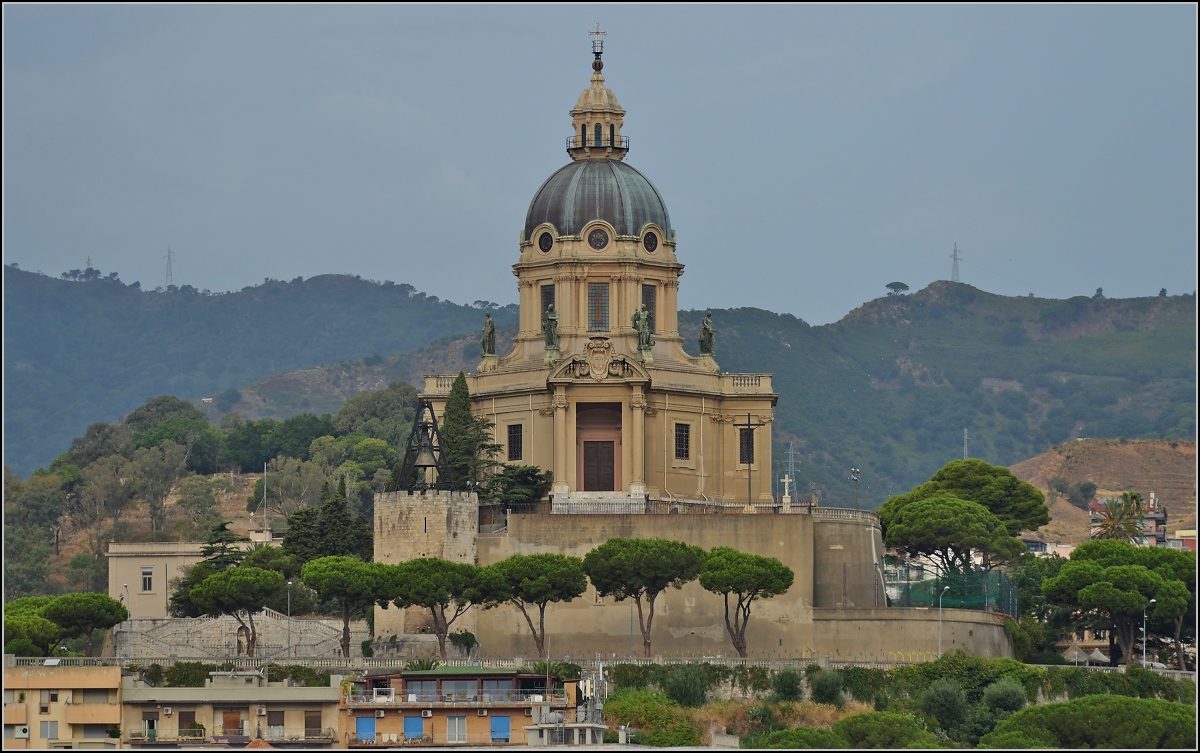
[
  {"x1": 963, "y1": 428, "x2": 968, "y2": 460},
  {"x1": 164, "y1": 247, "x2": 175, "y2": 287},
  {"x1": 950, "y1": 243, "x2": 961, "y2": 283}
]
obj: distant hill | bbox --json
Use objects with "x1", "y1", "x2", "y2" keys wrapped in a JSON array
[
  {"x1": 1012, "y1": 438, "x2": 1197, "y2": 543},
  {"x1": 2, "y1": 265, "x2": 516, "y2": 474},
  {"x1": 196, "y1": 282, "x2": 1197, "y2": 509}
]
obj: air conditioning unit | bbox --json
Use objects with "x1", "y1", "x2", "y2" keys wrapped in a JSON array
[
  {"x1": 421, "y1": 710, "x2": 433, "y2": 718},
  {"x1": 375, "y1": 710, "x2": 385, "y2": 718},
  {"x1": 257, "y1": 707, "x2": 267, "y2": 716},
  {"x1": 15, "y1": 726, "x2": 30, "y2": 739},
  {"x1": 477, "y1": 709, "x2": 488, "y2": 717},
  {"x1": 524, "y1": 708, "x2": 533, "y2": 717},
  {"x1": 164, "y1": 707, "x2": 172, "y2": 716}
]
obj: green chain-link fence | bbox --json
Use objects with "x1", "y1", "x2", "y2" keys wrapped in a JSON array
[{"x1": 887, "y1": 570, "x2": 1019, "y2": 618}]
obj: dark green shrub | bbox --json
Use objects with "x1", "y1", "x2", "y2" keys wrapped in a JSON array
[
  {"x1": 4, "y1": 638, "x2": 43, "y2": 657},
  {"x1": 772, "y1": 668, "x2": 803, "y2": 701},
  {"x1": 832, "y1": 711, "x2": 939, "y2": 748},
  {"x1": 977, "y1": 728, "x2": 1056, "y2": 749},
  {"x1": 840, "y1": 666, "x2": 890, "y2": 702},
  {"x1": 730, "y1": 664, "x2": 771, "y2": 692},
  {"x1": 662, "y1": 664, "x2": 709, "y2": 708},
  {"x1": 603, "y1": 688, "x2": 701, "y2": 747},
  {"x1": 982, "y1": 677, "x2": 1026, "y2": 713},
  {"x1": 141, "y1": 663, "x2": 165, "y2": 687},
  {"x1": 919, "y1": 678, "x2": 968, "y2": 729},
  {"x1": 980, "y1": 695, "x2": 1195, "y2": 749},
  {"x1": 872, "y1": 692, "x2": 891, "y2": 711},
  {"x1": 164, "y1": 662, "x2": 217, "y2": 688},
  {"x1": 810, "y1": 670, "x2": 844, "y2": 707},
  {"x1": 752, "y1": 727, "x2": 847, "y2": 748},
  {"x1": 744, "y1": 703, "x2": 780, "y2": 732},
  {"x1": 360, "y1": 639, "x2": 373, "y2": 657},
  {"x1": 951, "y1": 703, "x2": 1002, "y2": 746}
]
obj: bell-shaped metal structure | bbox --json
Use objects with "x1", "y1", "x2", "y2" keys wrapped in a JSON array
[{"x1": 393, "y1": 400, "x2": 453, "y2": 491}]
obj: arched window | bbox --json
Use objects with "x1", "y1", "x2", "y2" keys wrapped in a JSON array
[
  {"x1": 610, "y1": 124, "x2": 615, "y2": 146},
  {"x1": 594, "y1": 123, "x2": 603, "y2": 147},
  {"x1": 580, "y1": 124, "x2": 586, "y2": 147}
]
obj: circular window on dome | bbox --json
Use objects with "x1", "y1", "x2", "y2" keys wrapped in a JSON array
[
  {"x1": 643, "y1": 232, "x2": 659, "y2": 253},
  {"x1": 538, "y1": 232, "x2": 554, "y2": 253},
  {"x1": 588, "y1": 228, "x2": 610, "y2": 250}
]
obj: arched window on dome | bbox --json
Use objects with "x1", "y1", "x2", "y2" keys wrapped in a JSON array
[
  {"x1": 581, "y1": 124, "x2": 586, "y2": 148},
  {"x1": 609, "y1": 124, "x2": 615, "y2": 147},
  {"x1": 594, "y1": 123, "x2": 603, "y2": 147}
]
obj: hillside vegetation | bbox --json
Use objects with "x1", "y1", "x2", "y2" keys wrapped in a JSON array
[
  {"x1": 2, "y1": 265, "x2": 516, "y2": 474},
  {"x1": 211, "y1": 282, "x2": 1195, "y2": 508}
]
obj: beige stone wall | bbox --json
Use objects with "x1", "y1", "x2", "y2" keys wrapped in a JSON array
[{"x1": 374, "y1": 490, "x2": 480, "y2": 642}]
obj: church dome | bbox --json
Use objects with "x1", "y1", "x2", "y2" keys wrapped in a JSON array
[{"x1": 524, "y1": 159, "x2": 671, "y2": 239}]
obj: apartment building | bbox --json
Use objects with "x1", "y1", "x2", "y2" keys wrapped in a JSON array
[
  {"x1": 119, "y1": 670, "x2": 341, "y2": 747},
  {"x1": 3, "y1": 664, "x2": 122, "y2": 749}
]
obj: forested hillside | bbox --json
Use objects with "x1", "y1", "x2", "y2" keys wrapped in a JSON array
[
  {"x1": 203, "y1": 282, "x2": 1196, "y2": 509},
  {"x1": 2, "y1": 265, "x2": 516, "y2": 474}
]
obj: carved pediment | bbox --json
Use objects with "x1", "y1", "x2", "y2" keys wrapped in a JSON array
[{"x1": 548, "y1": 344, "x2": 651, "y2": 385}]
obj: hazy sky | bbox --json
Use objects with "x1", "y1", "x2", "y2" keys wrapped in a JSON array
[{"x1": 4, "y1": 5, "x2": 1196, "y2": 325}]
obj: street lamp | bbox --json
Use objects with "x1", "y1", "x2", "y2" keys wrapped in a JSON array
[
  {"x1": 1143, "y1": 598, "x2": 1157, "y2": 666},
  {"x1": 850, "y1": 468, "x2": 860, "y2": 510},
  {"x1": 123, "y1": 584, "x2": 131, "y2": 663},
  {"x1": 938, "y1": 586, "x2": 950, "y2": 658},
  {"x1": 287, "y1": 581, "x2": 293, "y2": 658}
]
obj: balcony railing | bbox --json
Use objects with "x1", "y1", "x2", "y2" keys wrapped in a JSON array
[
  {"x1": 566, "y1": 136, "x2": 629, "y2": 150},
  {"x1": 263, "y1": 727, "x2": 336, "y2": 741},
  {"x1": 345, "y1": 690, "x2": 566, "y2": 706}
]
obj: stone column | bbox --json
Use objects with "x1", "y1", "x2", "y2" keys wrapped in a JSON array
[
  {"x1": 553, "y1": 386, "x2": 570, "y2": 497},
  {"x1": 630, "y1": 388, "x2": 646, "y2": 498},
  {"x1": 663, "y1": 279, "x2": 680, "y2": 335}
]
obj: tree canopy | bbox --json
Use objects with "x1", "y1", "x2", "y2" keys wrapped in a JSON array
[
  {"x1": 879, "y1": 459, "x2": 1048, "y2": 537},
  {"x1": 478, "y1": 554, "x2": 587, "y2": 657},
  {"x1": 41, "y1": 592, "x2": 128, "y2": 656},
  {"x1": 189, "y1": 566, "x2": 284, "y2": 657},
  {"x1": 582, "y1": 538, "x2": 706, "y2": 657},
  {"x1": 301, "y1": 556, "x2": 384, "y2": 657},
  {"x1": 884, "y1": 494, "x2": 1025, "y2": 575},
  {"x1": 698, "y1": 547, "x2": 793, "y2": 657},
  {"x1": 386, "y1": 558, "x2": 480, "y2": 659},
  {"x1": 439, "y1": 372, "x2": 499, "y2": 487},
  {"x1": 979, "y1": 695, "x2": 1194, "y2": 749}
]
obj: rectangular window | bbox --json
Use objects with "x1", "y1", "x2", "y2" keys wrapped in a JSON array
[
  {"x1": 266, "y1": 711, "x2": 284, "y2": 727},
  {"x1": 482, "y1": 680, "x2": 514, "y2": 702},
  {"x1": 142, "y1": 566, "x2": 154, "y2": 592},
  {"x1": 447, "y1": 716, "x2": 467, "y2": 744},
  {"x1": 491, "y1": 715, "x2": 511, "y2": 742},
  {"x1": 442, "y1": 680, "x2": 475, "y2": 699},
  {"x1": 177, "y1": 711, "x2": 196, "y2": 730},
  {"x1": 304, "y1": 711, "x2": 322, "y2": 736},
  {"x1": 406, "y1": 680, "x2": 436, "y2": 701},
  {"x1": 588, "y1": 283, "x2": 610, "y2": 331},
  {"x1": 739, "y1": 428, "x2": 755, "y2": 465},
  {"x1": 48, "y1": 691, "x2": 58, "y2": 703},
  {"x1": 541, "y1": 284, "x2": 555, "y2": 316},
  {"x1": 674, "y1": 423, "x2": 690, "y2": 460},
  {"x1": 82, "y1": 689, "x2": 109, "y2": 704},
  {"x1": 83, "y1": 724, "x2": 110, "y2": 739},
  {"x1": 41, "y1": 721, "x2": 59, "y2": 740},
  {"x1": 642, "y1": 284, "x2": 657, "y2": 333},
  {"x1": 507, "y1": 424, "x2": 523, "y2": 462},
  {"x1": 403, "y1": 716, "x2": 424, "y2": 740}
]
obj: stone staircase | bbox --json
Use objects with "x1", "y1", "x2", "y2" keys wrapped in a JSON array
[{"x1": 115, "y1": 611, "x2": 369, "y2": 659}]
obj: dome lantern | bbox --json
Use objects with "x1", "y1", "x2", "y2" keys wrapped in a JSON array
[{"x1": 567, "y1": 25, "x2": 628, "y2": 161}]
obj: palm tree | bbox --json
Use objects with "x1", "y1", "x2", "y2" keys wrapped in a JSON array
[{"x1": 1090, "y1": 491, "x2": 1144, "y2": 543}]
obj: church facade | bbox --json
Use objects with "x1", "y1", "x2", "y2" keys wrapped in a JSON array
[
  {"x1": 374, "y1": 42, "x2": 1012, "y2": 662},
  {"x1": 422, "y1": 44, "x2": 776, "y2": 508}
]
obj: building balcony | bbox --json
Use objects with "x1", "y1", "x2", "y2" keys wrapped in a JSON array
[
  {"x1": 566, "y1": 135, "x2": 630, "y2": 150},
  {"x1": 348, "y1": 731, "x2": 518, "y2": 747},
  {"x1": 64, "y1": 702, "x2": 122, "y2": 724},
  {"x1": 345, "y1": 689, "x2": 566, "y2": 707},
  {"x1": 3, "y1": 702, "x2": 27, "y2": 724},
  {"x1": 263, "y1": 726, "x2": 337, "y2": 743}
]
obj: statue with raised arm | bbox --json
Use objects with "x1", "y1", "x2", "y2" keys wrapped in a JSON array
[
  {"x1": 699, "y1": 311, "x2": 716, "y2": 355},
  {"x1": 481, "y1": 312, "x2": 496, "y2": 356},
  {"x1": 542, "y1": 304, "x2": 559, "y2": 349}
]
